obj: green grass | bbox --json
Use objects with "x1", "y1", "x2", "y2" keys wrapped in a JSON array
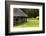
[{"x1": 15, "y1": 18, "x2": 39, "y2": 28}]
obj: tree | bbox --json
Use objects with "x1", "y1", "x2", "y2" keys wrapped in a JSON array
[{"x1": 21, "y1": 9, "x2": 39, "y2": 18}]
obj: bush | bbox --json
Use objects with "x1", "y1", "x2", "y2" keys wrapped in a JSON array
[
  {"x1": 36, "y1": 16, "x2": 39, "y2": 20},
  {"x1": 31, "y1": 17, "x2": 35, "y2": 20}
]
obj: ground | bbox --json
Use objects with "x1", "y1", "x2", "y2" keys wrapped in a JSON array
[{"x1": 15, "y1": 18, "x2": 39, "y2": 28}]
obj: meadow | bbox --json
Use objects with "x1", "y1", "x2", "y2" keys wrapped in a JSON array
[{"x1": 15, "y1": 18, "x2": 39, "y2": 28}]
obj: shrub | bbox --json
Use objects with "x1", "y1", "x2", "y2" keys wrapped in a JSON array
[{"x1": 36, "y1": 16, "x2": 39, "y2": 20}]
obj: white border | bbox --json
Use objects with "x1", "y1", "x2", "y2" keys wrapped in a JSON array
[{"x1": 9, "y1": 4, "x2": 43, "y2": 32}]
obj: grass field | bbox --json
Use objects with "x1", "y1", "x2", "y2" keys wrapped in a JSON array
[{"x1": 15, "y1": 18, "x2": 39, "y2": 28}]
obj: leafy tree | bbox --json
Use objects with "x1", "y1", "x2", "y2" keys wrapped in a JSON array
[{"x1": 21, "y1": 9, "x2": 39, "y2": 18}]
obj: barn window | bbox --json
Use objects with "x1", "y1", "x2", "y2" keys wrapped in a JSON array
[{"x1": 16, "y1": 18, "x2": 18, "y2": 21}]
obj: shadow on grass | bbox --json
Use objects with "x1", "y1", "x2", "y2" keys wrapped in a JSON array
[{"x1": 14, "y1": 22, "x2": 27, "y2": 26}]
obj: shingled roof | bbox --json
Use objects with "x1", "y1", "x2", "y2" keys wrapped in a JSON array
[{"x1": 13, "y1": 8, "x2": 28, "y2": 17}]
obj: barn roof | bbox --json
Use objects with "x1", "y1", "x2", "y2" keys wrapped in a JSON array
[{"x1": 13, "y1": 8, "x2": 28, "y2": 17}]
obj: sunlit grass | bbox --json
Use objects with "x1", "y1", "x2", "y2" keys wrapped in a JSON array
[{"x1": 15, "y1": 18, "x2": 39, "y2": 28}]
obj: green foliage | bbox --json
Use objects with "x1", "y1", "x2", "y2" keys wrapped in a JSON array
[
  {"x1": 21, "y1": 9, "x2": 39, "y2": 18},
  {"x1": 36, "y1": 16, "x2": 39, "y2": 20}
]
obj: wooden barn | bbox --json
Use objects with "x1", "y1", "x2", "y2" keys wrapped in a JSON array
[{"x1": 13, "y1": 8, "x2": 28, "y2": 25}]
